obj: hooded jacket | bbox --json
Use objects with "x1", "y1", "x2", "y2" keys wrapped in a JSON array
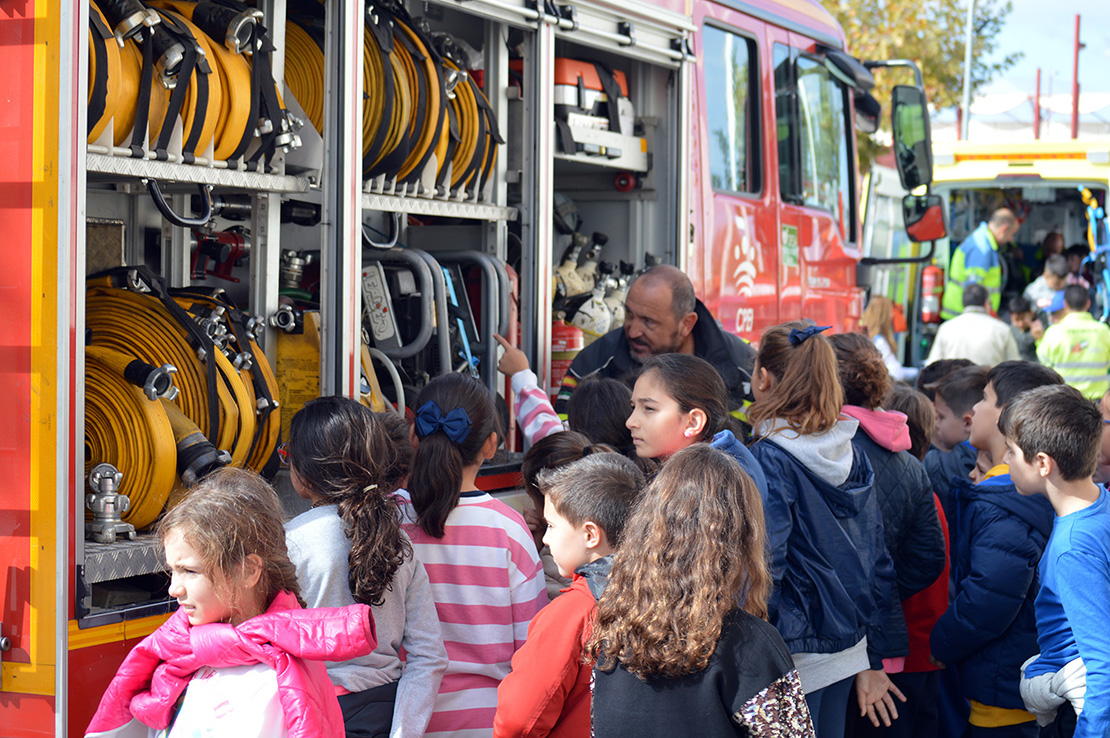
[
  {"x1": 751, "y1": 419, "x2": 895, "y2": 673},
  {"x1": 85, "y1": 591, "x2": 377, "y2": 738},
  {"x1": 930, "y1": 473, "x2": 1054, "y2": 710},
  {"x1": 493, "y1": 556, "x2": 612, "y2": 738},
  {"x1": 554, "y1": 299, "x2": 756, "y2": 415},
  {"x1": 843, "y1": 406, "x2": 946, "y2": 661},
  {"x1": 710, "y1": 429, "x2": 768, "y2": 500},
  {"x1": 924, "y1": 442, "x2": 977, "y2": 534}
]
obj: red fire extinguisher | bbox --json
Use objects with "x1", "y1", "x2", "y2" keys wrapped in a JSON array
[{"x1": 921, "y1": 264, "x2": 945, "y2": 324}]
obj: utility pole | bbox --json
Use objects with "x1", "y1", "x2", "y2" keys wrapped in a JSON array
[
  {"x1": 1034, "y1": 68, "x2": 1041, "y2": 140},
  {"x1": 960, "y1": 0, "x2": 976, "y2": 141},
  {"x1": 1071, "y1": 14, "x2": 1083, "y2": 139}
]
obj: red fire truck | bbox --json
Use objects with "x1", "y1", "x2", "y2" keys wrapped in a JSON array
[{"x1": 0, "y1": 0, "x2": 939, "y2": 733}]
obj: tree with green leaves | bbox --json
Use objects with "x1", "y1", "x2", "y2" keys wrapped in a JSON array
[{"x1": 832, "y1": 0, "x2": 1022, "y2": 169}]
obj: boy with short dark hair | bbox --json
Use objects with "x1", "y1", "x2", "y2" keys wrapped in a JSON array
[
  {"x1": 924, "y1": 366, "x2": 989, "y2": 525},
  {"x1": 931, "y1": 361, "x2": 1064, "y2": 738},
  {"x1": 493, "y1": 452, "x2": 645, "y2": 738},
  {"x1": 1000, "y1": 384, "x2": 1108, "y2": 737},
  {"x1": 915, "y1": 359, "x2": 976, "y2": 402}
]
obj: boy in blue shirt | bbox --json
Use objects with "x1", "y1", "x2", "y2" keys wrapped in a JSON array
[
  {"x1": 1003, "y1": 384, "x2": 1110, "y2": 738},
  {"x1": 931, "y1": 361, "x2": 1063, "y2": 737}
]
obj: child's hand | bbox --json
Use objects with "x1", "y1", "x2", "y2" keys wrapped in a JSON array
[
  {"x1": 854, "y1": 669, "x2": 907, "y2": 728},
  {"x1": 494, "y1": 334, "x2": 530, "y2": 376},
  {"x1": 928, "y1": 654, "x2": 946, "y2": 669}
]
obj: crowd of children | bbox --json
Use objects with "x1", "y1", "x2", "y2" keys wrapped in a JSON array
[{"x1": 88, "y1": 315, "x2": 1110, "y2": 738}]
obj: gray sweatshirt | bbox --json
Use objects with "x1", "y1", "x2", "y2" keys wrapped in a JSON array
[{"x1": 285, "y1": 506, "x2": 448, "y2": 738}]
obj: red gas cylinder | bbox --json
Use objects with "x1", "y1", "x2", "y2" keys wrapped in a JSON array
[
  {"x1": 550, "y1": 320, "x2": 585, "y2": 401},
  {"x1": 921, "y1": 264, "x2": 945, "y2": 324}
]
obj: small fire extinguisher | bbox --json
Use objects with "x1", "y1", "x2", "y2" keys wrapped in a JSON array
[{"x1": 921, "y1": 264, "x2": 945, "y2": 324}]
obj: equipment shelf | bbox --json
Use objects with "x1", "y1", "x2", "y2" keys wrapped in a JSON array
[
  {"x1": 361, "y1": 191, "x2": 518, "y2": 221},
  {"x1": 86, "y1": 152, "x2": 312, "y2": 194}
]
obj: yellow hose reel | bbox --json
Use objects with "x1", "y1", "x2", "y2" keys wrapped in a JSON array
[
  {"x1": 88, "y1": 0, "x2": 299, "y2": 167},
  {"x1": 283, "y1": 3, "x2": 500, "y2": 190},
  {"x1": 85, "y1": 268, "x2": 280, "y2": 530}
]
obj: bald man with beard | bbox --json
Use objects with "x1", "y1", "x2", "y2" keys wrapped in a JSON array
[{"x1": 554, "y1": 265, "x2": 757, "y2": 417}]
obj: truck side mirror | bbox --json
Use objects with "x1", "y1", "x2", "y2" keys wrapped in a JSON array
[
  {"x1": 891, "y1": 85, "x2": 933, "y2": 190},
  {"x1": 902, "y1": 193, "x2": 946, "y2": 243}
]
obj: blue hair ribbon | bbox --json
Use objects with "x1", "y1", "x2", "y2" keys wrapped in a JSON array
[
  {"x1": 414, "y1": 401, "x2": 472, "y2": 444},
  {"x1": 788, "y1": 325, "x2": 831, "y2": 346}
]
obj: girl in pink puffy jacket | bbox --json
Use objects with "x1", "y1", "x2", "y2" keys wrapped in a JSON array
[{"x1": 85, "y1": 468, "x2": 378, "y2": 738}]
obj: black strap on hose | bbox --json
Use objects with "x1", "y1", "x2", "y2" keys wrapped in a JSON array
[
  {"x1": 369, "y1": 12, "x2": 420, "y2": 179},
  {"x1": 155, "y1": 10, "x2": 210, "y2": 163},
  {"x1": 93, "y1": 266, "x2": 222, "y2": 443},
  {"x1": 88, "y1": 9, "x2": 113, "y2": 137},
  {"x1": 456, "y1": 78, "x2": 486, "y2": 189},
  {"x1": 439, "y1": 102, "x2": 460, "y2": 188},
  {"x1": 246, "y1": 29, "x2": 284, "y2": 171},
  {"x1": 129, "y1": 26, "x2": 156, "y2": 158},
  {"x1": 362, "y1": 6, "x2": 397, "y2": 177},
  {"x1": 396, "y1": 12, "x2": 446, "y2": 186},
  {"x1": 171, "y1": 287, "x2": 277, "y2": 461},
  {"x1": 591, "y1": 62, "x2": 624, "y2": 134},
  {"x1": 475, "y1": 83, "x2": 503, "y2": 189}
]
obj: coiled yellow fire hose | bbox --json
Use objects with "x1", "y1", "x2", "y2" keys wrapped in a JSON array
[{"x1": 85, "y1": 345, "x2": 178, "y2": 529}]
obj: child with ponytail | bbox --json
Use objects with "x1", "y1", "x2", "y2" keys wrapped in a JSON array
[
  {"x1": 747, "y1": 322, "x2": 895, "y2": 738},
  {"x1": 397, "y1": 373, "x2": 546, "y2": 738},
  {"x1": 87, "y1": 468, "x2": 376, "y2": 738},
  {"x1": 283, "y1": 396, "x2": 448, "y2": 738}
]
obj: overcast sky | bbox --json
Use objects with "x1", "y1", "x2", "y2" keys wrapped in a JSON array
[{"x1": 980, "y1": 0, "x2": 1110, "y2": 96}]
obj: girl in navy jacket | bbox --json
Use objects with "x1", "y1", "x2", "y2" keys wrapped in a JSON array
[{"x1": 747, "y1": 322, "x2": 895, "y2": 738}]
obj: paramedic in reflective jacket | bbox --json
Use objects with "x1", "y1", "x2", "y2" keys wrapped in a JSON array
[
  {"x1": 940, "y1": 208, "x2": 1019, "y2": 320},
  {"x1": 553, "y1": 265, "x2": 757, "y2": 418}
]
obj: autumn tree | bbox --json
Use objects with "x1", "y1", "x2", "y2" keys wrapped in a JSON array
[{"x1": 831, "y1": 0, "x2": 1021, "y2": 169}]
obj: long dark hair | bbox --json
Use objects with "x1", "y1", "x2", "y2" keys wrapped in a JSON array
[
  {"x1": 288, "y1": 396, "x2": 411, "y2": 607},
  {"x1": 567, "y1": 377, "x2": 633, "y2": 450},
  {"x1": 409, "y1": 374, "x2": 498, "y2": 538},
  {"x1": 638, "y1": 353, "x2": 729, "y2": 443}
]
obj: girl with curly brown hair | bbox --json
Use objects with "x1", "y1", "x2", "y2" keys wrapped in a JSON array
[
  {"x1": 283, "y1": 396, "x2": 448, "y2": 738},
  {"x1": 587, "y1": 444, "x2": 814, "y2": 736}
]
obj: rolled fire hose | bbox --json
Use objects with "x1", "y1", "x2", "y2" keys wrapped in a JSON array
[
  {"x1": 86, "y1": 273, "x2": 259, "y2": 467},
  {"x1": 85, "y1": 345, "x2": 178, "y2": 529},
  {"x1": 91, "y1": 0, "x2": 296, "y2": 165}
]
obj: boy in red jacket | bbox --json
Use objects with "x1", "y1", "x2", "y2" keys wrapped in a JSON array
[{"x1": 493, "y1": 452, "x2": 645, "y2": 738}]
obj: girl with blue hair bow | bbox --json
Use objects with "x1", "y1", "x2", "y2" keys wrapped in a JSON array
[
  {"x1": 394, "y1": 373, "x2": 546, "y2": 738},
  {"x1": 747, "y1": 322, "x2": 896, "y2": 738}
]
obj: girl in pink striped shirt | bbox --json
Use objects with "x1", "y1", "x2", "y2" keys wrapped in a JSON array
[{"x1": 395, "y1": 373, "x2": 546, "y2": 738}]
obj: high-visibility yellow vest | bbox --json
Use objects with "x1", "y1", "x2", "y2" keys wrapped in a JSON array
[
  {"x1": 1037, "y1": 311, "x2": 1110, "y2": 399},
  {"x1": 941, "y1": 222, "x2": 1003, "y2": 319}
]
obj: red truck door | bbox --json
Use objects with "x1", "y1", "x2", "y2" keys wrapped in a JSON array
[
  {"x1": 688, "y1": 3, "x2": 778, "y2": 343},
  {"x1": 769, "y1": 29, "x2": 861, "y2": 330}
]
